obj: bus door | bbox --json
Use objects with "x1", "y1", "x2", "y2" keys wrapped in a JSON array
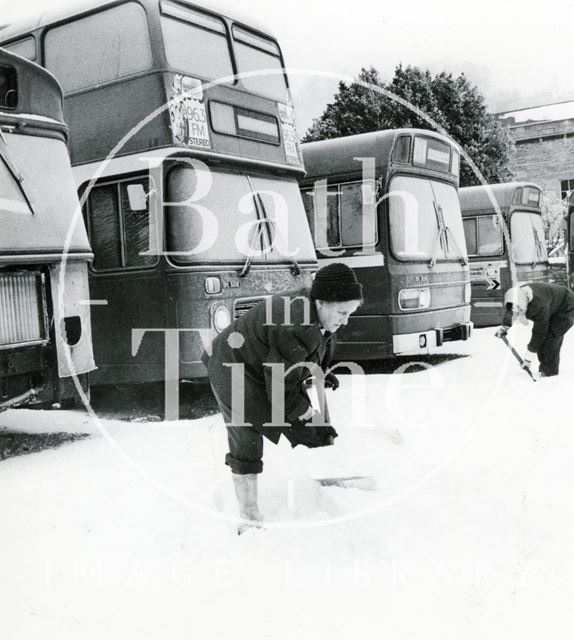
[{"x1": 463, "y1": 213, "x2": 508, "y2": 326}]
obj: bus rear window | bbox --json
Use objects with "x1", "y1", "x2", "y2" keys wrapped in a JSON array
[
  {"x1": 463, "y1": 215, "x2": 503, "y2": 257},
  {"x1": 232, "y1": 26, "x2": 288, "y2": 103},
  {"x1": 44, "y1": 3, "x2": 153, "y2": 93},
  {"x1": 161, "y1": 2, "x2": 233, "y2": 81}
]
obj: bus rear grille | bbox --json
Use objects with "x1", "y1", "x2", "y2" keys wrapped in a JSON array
[
  {"x1": 233, "y1": 297, "x2": 266, "y2": 319},
  {"x1": 0, "y1": 272, "x2": 47, "y2": 348}
]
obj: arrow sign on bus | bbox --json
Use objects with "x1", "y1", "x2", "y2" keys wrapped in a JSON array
[
  {"x1": 486, "y1": 277, "x2": 501, "y2": 291},
  {"x1": 469, "y1": 261, "x2": 504, "y2": 290}
]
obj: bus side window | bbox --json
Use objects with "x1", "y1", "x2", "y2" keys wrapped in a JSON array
[
  {"x1": 477, "y1": 215, "x2": 503, "y2": 256},
  {"x1": 340, "y1": 182, "x2": 376, "y2": 249},
  {"x1": 3, "y1": 37, "x2": 36, "y2": 62},
  {"x1": 0, "y1": 65, "x2": 18, "y2": 110},
  {"x1": 301, "y1": 185, "x2": 340, "y2": 249},
  {"x1": 43, "y1": 3, "x2": 153, "y2": 94},
  {"x1": 463, "y1": 218, "x2": 478, "y2": 255},
  {"x1": 86, "y1": 178, "x2": 156, "y2": 271}
]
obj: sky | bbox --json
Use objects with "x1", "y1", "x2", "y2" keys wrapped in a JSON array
[{"x1": 1, "y1": 0, "x2": 574, "y2": 135}]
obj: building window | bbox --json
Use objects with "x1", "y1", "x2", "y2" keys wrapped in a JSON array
[{"x1": 560, "y1": 179, "x2": 574, "y2": 200}]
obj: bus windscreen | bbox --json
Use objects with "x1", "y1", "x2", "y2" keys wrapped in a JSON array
[
  {"x1": 388, "y1": 176, "x2": 467, "y2": 263},
  {"x1": 166, "y1": 167, "x2": 314, "y2": 264},
  {"x1": 510, "y1": 211, "x2": 548, "y2": 264}
]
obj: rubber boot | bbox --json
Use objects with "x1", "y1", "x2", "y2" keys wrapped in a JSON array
[{"x1": 231, "y1": 472, "x2": 263, "y2": 535}]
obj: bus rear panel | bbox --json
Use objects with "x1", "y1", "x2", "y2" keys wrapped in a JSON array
[{"x1": 0, "y1": 49, "x2": 94, "y2": 409}]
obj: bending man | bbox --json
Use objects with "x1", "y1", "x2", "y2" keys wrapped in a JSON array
[{"x1": 497, "y1": 282, "x2": 574, "y2": 376}]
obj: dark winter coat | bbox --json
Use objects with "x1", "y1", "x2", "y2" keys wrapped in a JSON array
[
  {"x1": 503, "y1": 282, "x2": 574, "y2": 352},
  {"x1": 202, "y1": 289, "x2": 336, "y2": 444}
]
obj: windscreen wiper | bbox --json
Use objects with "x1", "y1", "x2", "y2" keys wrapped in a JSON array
[
  {"x1": 255, "y1": 191, "x2": 302, "y2": 276},
  {"x1": 238, "y1": 218, "x2": 267, "y2": 278},
  {"x1": 429, "y1": 199, "x2": 467, "y2": 268},
  {"x1": 429, "y1": 200, "x2": 448, "y2": 268},
  {"x1": 532, "y1": 224, "x2": 546, "y2": 267},
  {"x1": 0, "y1": 127, "x2": 36, "y2": 213}
]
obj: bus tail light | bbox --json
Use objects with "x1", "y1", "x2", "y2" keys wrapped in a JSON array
[
  {"x1": 398, "y1": 288, "x2": 431, "y2": 310},
  {"x1": 464, "y1": 283, "x2": 471, "y2": 304},
  {"x1": 212, "y1": 305, "x2": 231, "y2": 333}
]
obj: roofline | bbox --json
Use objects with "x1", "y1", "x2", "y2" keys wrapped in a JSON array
[
  {"x1": 0, "y1": 0, "x2": 278, "y2": 44},
  {"x1": 496, "y1": 98, "x2": 574, "y2": 118},
  {"x1": 459, "y1": 181, "x2": 543, "y2": 211},
  {"x1": 302, "y1": 128, "x2": 455, "y2": 149}
]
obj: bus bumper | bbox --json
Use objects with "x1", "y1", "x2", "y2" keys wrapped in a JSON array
[{"x1": 392, "y1": 321, "x2": 473, "y2": 354}]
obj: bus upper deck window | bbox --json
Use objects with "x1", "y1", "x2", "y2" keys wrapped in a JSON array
[
  {"x1": 522, "y1": 187, "x2": 541, "y2": 207},
  {"x1": 161, "y1": 1, "x2": 233, "y2": 81},
  {"x1": 512, "y1": 188, "x2": 522, "y2": 205},
  {"x1": 3, "y1": 37, "x2": 36, "y2": 61},
  {"x1": 0, "y1": 65, "x2": 18, "y2": 110},
  {"x1": 44, "y1": 3, "x2": 153, "y2": 93},
  {"x1": 232, "y1": 26, "x2": 288, "y2": 103}
]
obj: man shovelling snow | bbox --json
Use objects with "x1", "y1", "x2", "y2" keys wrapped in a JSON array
[
  {"x1": 496, "y1": 282, "x2": 574, "y2": 377},
  {"x1": 202, "y1": 263, "x2": 363, "y2": 534}
]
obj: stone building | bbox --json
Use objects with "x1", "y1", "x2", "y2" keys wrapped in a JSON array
[{"x1": 499, "y1": 102, "x2": 574, "y2": 200}]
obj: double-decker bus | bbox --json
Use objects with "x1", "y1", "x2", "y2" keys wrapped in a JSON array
[
  {"x1": 460, "y1": 182, "x2": 549, "y2": 327},
  {"x1": 0, "y1": 0, "x2": 316, "y2": 396},
  {"x1": 0, "y1": 48, "x2": 94, "y2": 410},
  {"x1": 300, "y1": 129, "x2": 472, "y2": 361}
]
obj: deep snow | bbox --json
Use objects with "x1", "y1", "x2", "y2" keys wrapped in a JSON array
[{"x1": 1, "y1": 325, "x2": 574, "y2": 639}]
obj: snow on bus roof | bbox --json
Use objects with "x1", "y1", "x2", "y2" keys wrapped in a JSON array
[
  {"x1": 459, "y1": 182, "x2": 542, "y2": 212},
  {"x1": 0, "y1": 0, "x2": 278, "y2": 44},
  {"x1": 301, "y1": 128, "x2": 455, "y2": 183}
]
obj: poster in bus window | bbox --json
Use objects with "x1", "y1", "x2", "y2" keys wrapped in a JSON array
[
  {"x1": 469, "y1": 261, "x2": 504, "y2": 290},
  {"x1": 169, "y1": 75, "x2": 211, "y2": 150},
  {"x1": 278, "y1": 102, "x2": 300, "y2": 165}
]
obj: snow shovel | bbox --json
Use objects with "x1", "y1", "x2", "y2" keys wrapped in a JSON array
[
  {"x1": 304, "y1": 378, "x2": 378, "y2": 490},
  {"x1": 499, "y1": 334, "x2": 538, "y2": 382}
]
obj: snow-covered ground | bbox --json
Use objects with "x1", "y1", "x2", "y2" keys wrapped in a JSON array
[{"x1": 2, "y1": 325, "x2": 574, "y2": 639}]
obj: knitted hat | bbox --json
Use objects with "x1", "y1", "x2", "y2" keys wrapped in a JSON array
[{"x1": 310, "y1": 263, "x2": 363, "y2": 302}]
